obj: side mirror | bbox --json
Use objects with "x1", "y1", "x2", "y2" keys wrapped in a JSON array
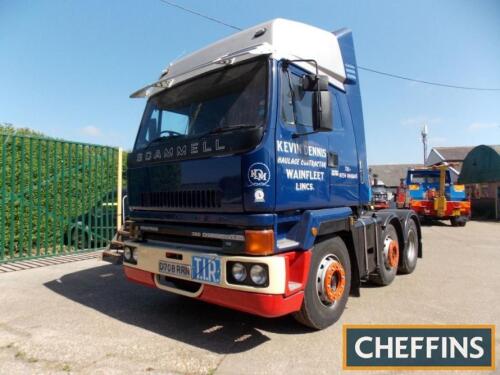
[
  {"x1": 302, "y1": 74, "x2": 329, "y2": 91},
  {"x1": 302, "y1": 74, "x2": 332, "y2": 132},
  {"x1": 313, "y1": 90, "x2": 333, "y2": 132}
]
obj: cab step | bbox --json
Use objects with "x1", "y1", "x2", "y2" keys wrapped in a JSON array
[
  {"x1": 111, "y1": 239, "x2": 125, "y2": 248},
  {"x1": 102, "y1": 249, "x2": 123, "y2": 264},
  {"x1": 117, "y1": 229, "x2": 130, "y2": 237}
]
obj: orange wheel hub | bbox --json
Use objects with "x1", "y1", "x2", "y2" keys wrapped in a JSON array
[
  {"x1": 387, "y1": 240, "x2": 399, "y2": 268},
  {"x1": 324, "y1": 261, "x2": 346, "y2": 302}
]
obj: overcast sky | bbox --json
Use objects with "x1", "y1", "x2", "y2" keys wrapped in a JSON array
[{"x1": 1, "y1": 0, "x2": 499, "y2": 164}]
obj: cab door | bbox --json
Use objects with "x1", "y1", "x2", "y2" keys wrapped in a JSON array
[
  {"x1": 328, "y1": 90, "x2": 359, "y2": 207},
  {"x1": 274, "y1": 62, "x2": 330, "y2": 211}
]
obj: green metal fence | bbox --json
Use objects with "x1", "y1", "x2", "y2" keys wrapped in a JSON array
[{"x1": 0, "y1": 133, "x2": 120, "y2": 263}]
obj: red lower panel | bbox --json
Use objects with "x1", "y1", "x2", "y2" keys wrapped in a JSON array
[
  {"x1": 411, "y1": 200, "x2": 470, "y2": 217},
  {"x1": 123, "y1": 266, "x2": 156, "y2": 288},
  {"x1": 124, "y1": 250, "x2": 311, "y2": 318},
  {"x1": 199, "y1": 285, "x2": 304, "y2": 318}
]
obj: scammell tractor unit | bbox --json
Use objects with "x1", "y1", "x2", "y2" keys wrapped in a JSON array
[
  {"x1": 122, "y1": 19, "x2": 422, "y2": 329},
  {"x1": 406, "y1": 166, "x2": 470, "y2": 226}
]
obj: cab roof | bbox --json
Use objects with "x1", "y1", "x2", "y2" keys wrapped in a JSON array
[{"x1": 131, "y1": 18, "x2": 347, "y2": 98}]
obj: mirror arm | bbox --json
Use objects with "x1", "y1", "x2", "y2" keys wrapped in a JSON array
[{"x1": 282, "y1": 59, "x2": 319, "y2": 76}]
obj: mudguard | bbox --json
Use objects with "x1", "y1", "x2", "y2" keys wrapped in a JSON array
[{"x1": 286, "y1": 207, "x2": 353, "y2": 250}]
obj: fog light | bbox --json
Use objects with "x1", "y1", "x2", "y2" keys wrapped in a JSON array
[
  {"x1": 250, "y1": 264, "x2": 267, "y2": 285},
  {"x1": 123, "y1": 247, "x2": 132, "y2": 261},
  {"x1": 231, "y1": 262, "x2": 247, "y2": 282}
]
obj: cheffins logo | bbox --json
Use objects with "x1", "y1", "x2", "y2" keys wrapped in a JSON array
[
  {"x1": 343, "y1": 325, "x2": 495, "y2": 370},
  {"x1": 248, "y1": 163, "x2": 270, "y2": 186}
]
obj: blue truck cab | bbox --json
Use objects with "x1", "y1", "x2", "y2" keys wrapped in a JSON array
[{"x1": 122, "y1": 19, "x2": 422, "y2": 329}]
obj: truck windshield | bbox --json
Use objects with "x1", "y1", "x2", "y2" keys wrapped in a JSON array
[
  {"x1": 409, "y1": 172, "x2": 450, "y2": 184},
  {"x1": 372, "y1": 186, "x2": 386, "y2": 193},
  {"x1": 134, "y1": 58, "x2": 268, "y2": 150}
]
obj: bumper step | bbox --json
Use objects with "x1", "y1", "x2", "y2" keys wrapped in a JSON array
[{"x1": 102, "y1": 249, "x2": 123, "y2": 264}]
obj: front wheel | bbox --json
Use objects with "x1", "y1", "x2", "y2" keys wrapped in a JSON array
[
  {"x1": 458, "y1": 216, "x2": 467, "y2": 227},
  {"x1": 71, "y1": 228, "x2": 90, "y2": 250},
  {"x1": 293, "y1": 237, "x2": 351, "y2": 330}
]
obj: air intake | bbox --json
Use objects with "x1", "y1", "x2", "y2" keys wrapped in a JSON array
[{"x1": 140, "y1": 190, "x2": 222, "y2": 209}]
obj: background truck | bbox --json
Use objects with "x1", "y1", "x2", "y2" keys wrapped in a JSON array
[
  {"x1": 370, "y1": 175, "x2": 391, "y2": 210},
  {"x1": 406, "y1": 165, "x2": 470, "y2": 226},
  {"x1": 118, "y1": 19, "x2": 422, "y2": 329},
  {"x1": 371, "y1": 185, "x2": 390, "y2": 210}
]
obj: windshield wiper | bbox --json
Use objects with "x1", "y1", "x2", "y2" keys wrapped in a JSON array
[
  {"x1": 208, "y1": 124, "x2": 260, "y2": 134},
  {"x1": 144, "y1": 134, "x2": 180, "y2": 148}
]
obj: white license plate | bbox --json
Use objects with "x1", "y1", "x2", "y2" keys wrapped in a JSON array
[{"x1": 158, "y1": 261, "x2": 191, "y2": 279}]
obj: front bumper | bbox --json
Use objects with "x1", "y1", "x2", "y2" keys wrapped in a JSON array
[
  {"x1": 124, "y1": 266, "x2": 304, "y2": 318},
  {"x1": 122, "y1": 240, "x2": 311, "y2": 317},
  {"x1": 410, "y1": 200, "x2": 470, "y2": 218}
]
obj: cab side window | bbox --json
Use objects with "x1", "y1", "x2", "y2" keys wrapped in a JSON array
[
  {"x1": 136, "y1": 108, "x2": 161, "y2": 147},
  {"x1": 281, "y1": 69, "x2": 313, "y2": 127}
]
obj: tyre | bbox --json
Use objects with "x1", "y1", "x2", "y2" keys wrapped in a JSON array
[
  {"x1": 450, "y1": 217, "x2": 459, "y2": 227},
  {"x1": 71, "y1": 228, "x2": 90, "y2": 249},
  {"x1": 458, "y1": 216, "x2": 467, "y2": 227},
  {"x1": 369, "y1": 223, "x2": 399, "y2": 286},
  {"x1": 293, "y1": 237, "x2": 351, "y2": 330},
  {"x1": 398, "y1": 219, "x2": 418, "y2": 274}
]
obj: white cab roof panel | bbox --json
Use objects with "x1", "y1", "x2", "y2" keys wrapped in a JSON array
[{"x1": 131, "y1": 18, "x2": 346, "y2": 98}]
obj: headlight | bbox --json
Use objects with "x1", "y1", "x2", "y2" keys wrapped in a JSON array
[
  {"x1": 132, "y1": 249, "x2": 138, "y2": 262},
  {"x1": 123, "y1": 247, "x2": 132, "y2": 261},
  {"x1": 231, "y1": 262, "x2": 247, "y2": 282},
  {"x1": 250, "y1": 264, "x2": 267, "y2": 285}
]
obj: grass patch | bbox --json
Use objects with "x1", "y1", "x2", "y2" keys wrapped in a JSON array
[{"x1": 14, "y1": 349, "x2": 38, "y2": 363}]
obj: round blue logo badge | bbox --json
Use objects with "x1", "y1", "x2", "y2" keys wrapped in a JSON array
[{"x1": 248, "y1": 162, "x2": 271, "y2": 186}]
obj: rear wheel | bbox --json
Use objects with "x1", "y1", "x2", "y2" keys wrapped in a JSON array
[
  {"x1": 370, "y1": 223, "x2": 399, "y2": 286},
  {"x1": 293, "y1": 237, "x2": 351, "y2": 330},
  {"x1": 398, "y1": 220, "x2": 418, "y2": 274}
]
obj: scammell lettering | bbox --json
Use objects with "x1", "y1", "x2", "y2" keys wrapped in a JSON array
[{"x1": 135, "y1": 138, "x2": 226, "y2": 162}]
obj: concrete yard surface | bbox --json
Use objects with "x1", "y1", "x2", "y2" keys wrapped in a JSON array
[{"x1": 0, "y1": 221, "x2": 499, "y2": 374}]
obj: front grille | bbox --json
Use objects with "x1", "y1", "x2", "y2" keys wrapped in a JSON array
[{"x1": 140, "y1": 190, "x2": 222, "y2": 209}]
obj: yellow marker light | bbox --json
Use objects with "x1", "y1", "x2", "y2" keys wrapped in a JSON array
[
  {"x1": 454, "y1": 184, "x2": 465, "y2": 192},
  {"x1": 410, "y1": 200, "x2": 421, "y2": 207},
  {"x1": 245, "y1": 230, "x2": 274, "y2": 255},
  {"x1": 311, "y1": 227, "x2": 318, "y2": 237},
  {"x1": 409, "y1": 184, "x2": 420, "y2": 191}
]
